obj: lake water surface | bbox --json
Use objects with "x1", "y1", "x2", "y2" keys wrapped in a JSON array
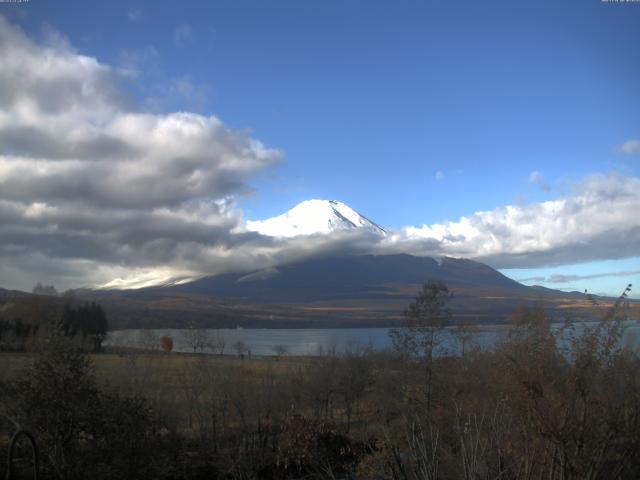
[{"x1": 105, "y1": 320, "x2": 640, "y2": 357}]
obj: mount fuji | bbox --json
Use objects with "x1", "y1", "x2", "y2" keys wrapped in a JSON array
[
  {"x1": 80, "y1": 252, "x2": 608, "y2": 329},
  {"x1": 246, "y1": 199, "x2": 386, "y2": 238},
  {"x1": 73, "y1": 198, "x2": 621, "y2": 328}
]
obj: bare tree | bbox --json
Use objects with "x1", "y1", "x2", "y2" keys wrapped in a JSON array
[
  {"x1": 453, "y1": 318, "x2": 478, "y2": 358},
  {"x1": 338, "y1": 342, "x2": 373, "y2": 432},
  {"x1": 183, "y1": 324, "x2": 210, "y2": 353},
  {"x1": 389, "y1": 281, "x2": 451, "y2": 410},
  {"x1": 138, "y1": 329, "x2": 160, "y2": 353},
  {"x1": 234, "y1": 340, "x2": 247, "y2": 358},
  {"x1": 178, "y1": 358, "x2": 206, "y2": 429},
  {"x1": 386, "y1": 417, "x2": 441, "y2": 480},
  {"x1": 273, "y1": 344, "x2": 288, "y2": 359},
  {"x1": 207, "y1": 329, "x2": 226, "y2": 355},
  {"x1": 306, "y1": 350, "x2": 339, "y2": 422},
  {"x1": 194, "y1": 360, "x2": 231, "y2": 452}
]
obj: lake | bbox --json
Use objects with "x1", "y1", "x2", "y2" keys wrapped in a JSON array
[{"x1": 105, "y1": 320, "x2": 640, "y2": 357}]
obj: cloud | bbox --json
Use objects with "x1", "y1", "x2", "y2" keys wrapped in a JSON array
[
  {"x1": 517, "y1": 270, "x2": 640, "y2": 284},
  {"x1": 516, "y1": 276, "x2": 546, "y2": 283},
  {"x1": 528, "y1": 170, "x2": 551, "y2": 192},
  {"x1": 116, "y1": 49, "x2": 209, "y2": 112},
  {"x1": 615, "y1": 139, "x2": 640, "y2": 155},
  {"x1": 127, "y1": 10, "x2": 142, "y2": 23},
  {"x1": 174, "y1": 23, "x2": 194, "y2": 46},
  {"x1": 391, "y1": 173, "x2": 640, "y2": 268},
  {"x1": 435, "y1": 170, "x2": 445, "y2": 181},
  {"x1": 169, "y1": 76, "x2": 209, "y2": 109},
  {"x1": 117, "y1": 46, "x2": 160, "y2": 78},
  {"x1": 0, "y1": 16, "x2": 281, "y2": 290},
  {"x1": 528, "y1": 170, "x2": 542, "y2": 184}
]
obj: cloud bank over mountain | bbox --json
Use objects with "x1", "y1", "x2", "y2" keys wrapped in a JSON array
[
  {"x1": 393, "y1": 173, "x2": 640, "y2": 269},
  {"x1": 0, "y1": 16, "x2": 639, "y2": 291},
  {"x1": 0, "y1": 16, "x2": 281, "y2": 289}
]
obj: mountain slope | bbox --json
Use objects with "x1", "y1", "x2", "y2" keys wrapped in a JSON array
[
  {"x1": 246, "y1": 199, "x2": 386, "y2": 237},
  {"x1": 169, "y1": 254, "x2": 529, "y2": 302},
  {"x1": 79, "y1": 253, "x2": 637, "y2": 328}
]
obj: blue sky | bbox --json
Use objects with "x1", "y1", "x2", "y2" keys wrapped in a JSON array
[{"x1": 1, "y1": 0, "x2": 639, "y2": 296}]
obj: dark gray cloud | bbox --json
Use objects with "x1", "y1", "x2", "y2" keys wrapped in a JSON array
[
  {"x1": 0, "y1": 126, "x2": 138, "y2": 159},
  {"x1": 0, "y1": 16, "x2": 282, "y2": 290}
]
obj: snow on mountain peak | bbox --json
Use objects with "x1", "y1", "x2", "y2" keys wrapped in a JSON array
[{"x1": 246, "y1": 199, "x2": 386, "y2": 238}]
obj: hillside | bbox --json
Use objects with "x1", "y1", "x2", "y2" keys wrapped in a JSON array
[
  {"x1": 76, "y1": 254, "x2": 636, "y2": 329},
  {"x1": 167, "y1": 254, "x2": 529, "y2": 302}
]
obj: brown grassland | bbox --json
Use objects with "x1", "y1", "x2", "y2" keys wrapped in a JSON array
[{"x1": 2, "y1": 286, "x2": 640, "y2": 479}]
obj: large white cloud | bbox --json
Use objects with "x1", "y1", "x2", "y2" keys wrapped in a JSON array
[
  {"x1": 390, "y1": 173, "x2": 640, "y2": 268},
  {"x1": 0, "y1": 16, "x2": 282, "y2": 290}
]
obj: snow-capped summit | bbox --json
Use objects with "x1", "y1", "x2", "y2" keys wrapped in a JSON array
[{"x1": 246, "y1": 199, "x2": 386, "y2": 238}]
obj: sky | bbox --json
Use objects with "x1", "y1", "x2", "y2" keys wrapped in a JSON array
[{"x1": 0, "y1": 0, "x2": 639, "y2": 297}]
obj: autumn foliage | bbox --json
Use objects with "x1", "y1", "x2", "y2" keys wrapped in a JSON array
[
  {"x1": 1, "y1": 283, "x2": 638, "y2": 479},
  {"x1": 160, "y1": 335, "x2": 174, "y2": 353}
]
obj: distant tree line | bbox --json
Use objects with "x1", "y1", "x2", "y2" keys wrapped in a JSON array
[
  {"x1": 0, "y1": 318, "x2": 40, "y2": 351},
  {"x1": 58, "y1": 303, "x2": 108, "y2": 352},
  {"x1": 0, "y1": 302, "x2": 108, "y2": 352},
  {"x1": 32, "y1": 282, "x2": 59, "y2": 297}
]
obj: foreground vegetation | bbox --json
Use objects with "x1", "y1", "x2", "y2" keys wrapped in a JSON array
[{"x1": 1, "y1": 284, "x2": 639, "y2": 479}]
